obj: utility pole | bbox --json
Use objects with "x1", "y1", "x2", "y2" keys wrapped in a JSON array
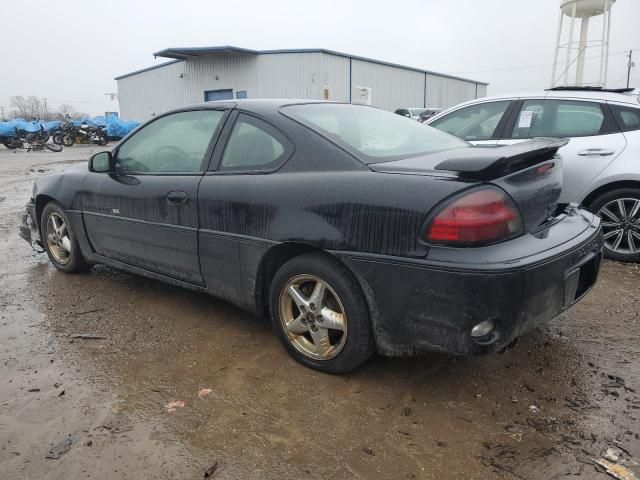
[
  {"x1": 627, "y1": 50, "x2": 635, "y2": 88},
  {"x1": 43, "y1": 97, "x2": 48, "y2": 120},
  {"x1": 0, "y1": 106, "x2": 4, "y2": 121}
]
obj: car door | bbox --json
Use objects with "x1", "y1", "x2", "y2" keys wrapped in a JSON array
[
  {"x1": 498, "y1": 98, "x2": 627, "y2": 203},
  {"x1": 197, "y1": 111, "x2": 293, "y2": 307},
  {"x1": 82, "y1": 108, "x2": 228, "y2": 285},
  {"x1": 427, "y1": 99, "x2": 516, "y2": 146}
]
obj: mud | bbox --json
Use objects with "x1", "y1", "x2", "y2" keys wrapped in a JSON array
[{"x1": 1, "y1": 145, "x2": 639, "y2": 479}]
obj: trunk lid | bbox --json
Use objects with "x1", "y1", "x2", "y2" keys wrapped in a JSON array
[{"x1": 370, "y1": 138, "x2": 568, "y2": 233}]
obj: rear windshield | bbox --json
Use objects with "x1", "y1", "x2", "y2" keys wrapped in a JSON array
[{"x1": 282, "y1": 103, "x2": 468, "y2": 163}]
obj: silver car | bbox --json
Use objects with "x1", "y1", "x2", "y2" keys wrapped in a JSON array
[
  {"x1": 395, "y1": 108, "x2": 430, "y2": 121},
  {"x1": 426, "y1": 87, "x2": 640, "y2": 262}
]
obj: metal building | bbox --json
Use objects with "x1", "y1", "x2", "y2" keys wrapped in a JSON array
[{"x1": 115, "y1": 46, "x2": 487, "y2": 120}]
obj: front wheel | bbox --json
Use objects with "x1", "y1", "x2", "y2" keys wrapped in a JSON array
[
  {"x1": 61, "y1": 133, "x2": 75, "y2": 147},
  {"x1": 40, "y1": 202, "x2": 88, "y2": 273},
  {"x1": 269, "y1": 253, "x2": 375, "y2": 373},
  {"x1": 52, "y1": 132, "x2": 63, "y2": 145},
  {"x1": 45, "y1": 143, "x2": 63, "y2": 152},
  {"x1": 589, "y1": 188, "x2": 640, "y2": 263}
]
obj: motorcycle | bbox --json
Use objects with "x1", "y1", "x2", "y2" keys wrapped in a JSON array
[
  {"x1": 2, "y1": 125, "x2": 62, "y2": 152},
  {"x1": 61, "y1": 123, "x2": 108, "y2": 147},
  {"x1": 52, "y1": 121, "x2": 74, "y2": 145}
]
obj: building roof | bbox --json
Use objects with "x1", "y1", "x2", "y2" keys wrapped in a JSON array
[{"x1": 115, "y1": 45, "x2": 488, "y2": 85}]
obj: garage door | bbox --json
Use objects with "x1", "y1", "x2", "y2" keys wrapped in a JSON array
[{"x1": 204, "y1": 89, "x2": 233, "y2": 102}]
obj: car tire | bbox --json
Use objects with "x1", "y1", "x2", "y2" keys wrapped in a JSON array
[
  {"x1": 40, "y1": 202, "x2": 89, "y2": 273},
  {"x1": 589, "y1": 188, "x2": 640, "y2": 263},
  {"x1": 269, "y1": 252, "x2": 375, "y2": 373}
]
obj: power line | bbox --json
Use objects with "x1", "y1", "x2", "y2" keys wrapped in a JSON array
[
  {"x1": 448, "y1": 50, "x2": 631, "y2": 75},
  {"x1": 611, "y1": 70, "x2": 629, "y2": 88}
]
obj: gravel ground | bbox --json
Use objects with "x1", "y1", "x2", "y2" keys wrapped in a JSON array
[{"x1": 0, "y1": 145, "x2": 639, "y2": 479}]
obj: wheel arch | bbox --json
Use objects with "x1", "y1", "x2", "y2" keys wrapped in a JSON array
[
  {"x1": 35, "y1": 194, "x2": 58, "y2": 231},
  {"x1": 255, "y1": 242, "x2": 320, "y2": 317},
  {"x1": 581, "y1": 180, "x2": 640, "y2": 209},
  {"x1": 254, "y1": 243, "x2": 380, "y2": 344}
]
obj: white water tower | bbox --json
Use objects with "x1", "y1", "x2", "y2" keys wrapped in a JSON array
[{"x1": 551, "y1": 0, "x2": 616, "y2": 87}]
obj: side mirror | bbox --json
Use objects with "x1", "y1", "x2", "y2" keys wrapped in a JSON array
[{"x1": 89, "y1": 151, "x2": 112, "y2": 173}]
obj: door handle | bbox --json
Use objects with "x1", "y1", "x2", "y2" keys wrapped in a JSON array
[
  {"x1": 166, "y1": 191, "x2": 188, "y2": 205},
  {"x1": 577, "y1": 148, "x2": 615, "y2": 156}
]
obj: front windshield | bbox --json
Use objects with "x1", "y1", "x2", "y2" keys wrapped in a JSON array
[{"x1": 283, "y1": 103, "x2": 468, "y2": 163}]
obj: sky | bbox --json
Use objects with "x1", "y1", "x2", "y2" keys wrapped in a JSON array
[{"x1": 1, "y1": 0, "x2": 639, "y2": 118}]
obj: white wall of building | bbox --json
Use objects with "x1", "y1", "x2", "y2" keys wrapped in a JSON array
[
  {"x1": 425, "y1": 73, "x2": 482, "y2": 109},
  {"x1": 116, "y1": 51, "x2": 486, "y2": 120},
  {"x1": 351, "y1": 59, "x2": 425, "y2": 111},
  {"x1": 255, "y1": 52, "x2": 350, "y2": 101}
]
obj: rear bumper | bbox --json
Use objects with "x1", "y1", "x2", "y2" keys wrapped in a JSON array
[
  {"x1": 19, "y1": 203, "x2": 44, "y2": 251},
  {"x1": 339, "y1": 206, "x2": 603, "y2": 357}
]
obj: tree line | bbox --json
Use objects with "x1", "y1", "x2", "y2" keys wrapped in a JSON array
[{"x1": 2, "y1": 96, "x2": 88, "y2": 121}]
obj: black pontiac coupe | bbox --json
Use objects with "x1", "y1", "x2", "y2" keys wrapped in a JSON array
[{"x1": 20, "y1": 100, "x2": 603, "y2": 373}]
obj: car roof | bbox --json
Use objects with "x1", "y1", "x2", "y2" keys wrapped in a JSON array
[
  {"x1": 180, "y1": 98, "x2": 332, "y2": 110},
  {"x1": 154, "y1": 98, "x2": 345, "y2": 119},
  {"x1": 456, "y1": 89, "x2": 640, "y2": 105}
]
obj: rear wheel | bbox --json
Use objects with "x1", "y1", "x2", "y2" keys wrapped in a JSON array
[
  {"x1": 41, "y1": 202, "x2": 88, "y2": 273},
  {"x1": 52, "y1": 132, "x2": 63, "y2": 145},
  {"x1": 589, "y1": 188, "x2": 640, "y2": 263},
  {"x1": 269, "y1": 253, "x2": 375, "y2": 373}
]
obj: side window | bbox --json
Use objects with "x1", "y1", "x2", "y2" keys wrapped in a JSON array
[
  {"x1": 220, "y1": 114, "x2": 288, "y2": 171},
  {"x1": 512, "y1": 100, "x2": 606, "y2": 139},
  {"x1": 116, "y1": 110, "x2": 224, "y2": 173},
  {"x1": 511, "y1": 100, "x2": 544, "y2": 139},
  {"x1": 610, "y1": 104, "x2": 640, "y2": 132},
  {"x1": 429, "y1": 101, "x2": 511, "y2": 141}
]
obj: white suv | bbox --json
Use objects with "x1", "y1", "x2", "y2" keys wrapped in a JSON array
[{"x1": 426, "y1": 87, "x2": 640, "y2": 262}]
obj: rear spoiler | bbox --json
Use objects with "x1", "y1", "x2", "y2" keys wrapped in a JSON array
[{"x1": 435, "y1": 138, "x2": 569, "y2": 181}]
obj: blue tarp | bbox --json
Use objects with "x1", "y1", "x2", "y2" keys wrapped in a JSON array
[
  {"x1": 106, "y1": 116, "x2": 140, "y2": 138},
  {"x1": 1, "y1": 115, "x2": 140, "y2": 138},
  {"x1": 88, "y1": 116, "x2": 107, "y2": 127},
  {"x1": 45, "y1": 120, "x2": 62, "y2": 131},
  {"x1": 71, "y1": 116, "x2": 91, "y2": 127},
  {"x1": 21, "y1": 121, "x2": 44, "y2": 133},
  {"x1": 0, "y1": 119, "x2": 21, "y2": 136},
  {"x1": 0, "y1": 119, "x2": 45, "y2": 136}
]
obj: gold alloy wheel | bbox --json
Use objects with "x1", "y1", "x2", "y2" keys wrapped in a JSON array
[
  {"x1": 278, "y1": 274, "x2": 348, "y2": 361},
  {"x1": 45, "y1": 212, "x2": 72, "y2": 265}
]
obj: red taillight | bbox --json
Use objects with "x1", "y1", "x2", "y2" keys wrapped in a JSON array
[{"x1": 426, "y1": 189, "x2": 523, "y2": 245}]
